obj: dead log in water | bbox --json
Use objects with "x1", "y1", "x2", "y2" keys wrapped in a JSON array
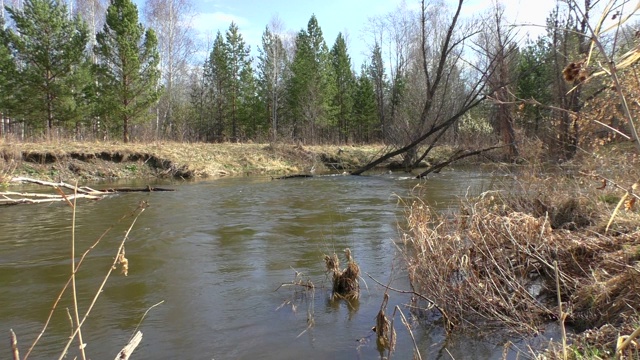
[
  {"x1": 272, "y1": 174, "x2": 314, "y2": 180},
  {"x1": 0, "y1": 177, "x2": 174, "y2": 206}
]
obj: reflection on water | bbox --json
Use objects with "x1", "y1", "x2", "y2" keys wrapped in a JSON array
[{"x1": 0, "y1": 169, "x2": 512, "y2": 359}]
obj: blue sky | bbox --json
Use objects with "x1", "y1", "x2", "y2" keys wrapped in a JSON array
[{"x1": 137, "y1": 0, "x2": 558, "y2": 67}]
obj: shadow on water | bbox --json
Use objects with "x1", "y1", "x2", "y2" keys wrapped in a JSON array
[{"x1": 0, "y1": 168, "x2": 538, "y2": 359}]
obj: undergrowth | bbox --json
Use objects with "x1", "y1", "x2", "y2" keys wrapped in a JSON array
[{"x1": 402, "y1": 162, "x2": 640, "y2": 358}]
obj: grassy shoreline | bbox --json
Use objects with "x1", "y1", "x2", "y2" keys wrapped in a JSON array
[{"x1": 0, "y1": 141, "x2": 428, "y2": 183}]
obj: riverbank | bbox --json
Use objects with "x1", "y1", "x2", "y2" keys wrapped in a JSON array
[
  {"x1": 0, "y1": 141, "x2": 456, "y2": 183},
  {"x1": 5, "y1": 139, "x2": 638, "y2": 357},
  {"x1": 402, "y1": 143, "x2": 640, "y2": 358}
]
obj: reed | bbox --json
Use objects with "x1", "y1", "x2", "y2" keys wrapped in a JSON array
[
  {"x1": 402, "y1": 164, "x2": 640, "y2": 357},
  {"x1": 6, "y1": 179, "x2": 158, "y2": 360},
  {"x1": 324, "y1": 248, "x2": 360, "y2": 300}
]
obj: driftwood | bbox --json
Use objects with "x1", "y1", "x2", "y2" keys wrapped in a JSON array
[
  {"x1": 1, "y1": 177, "x2": 174, "y2": 206},
  {"x1": 114, "y1": 331, "x2": 143, "y2": 360},
  {"x1": 101, "y1": 186, "x2": 175, "y2": 193},
  {"x1": 272, "y1": 174, "x2": 314, "y2": 180},
  {"x1": 10, "y1": 329, "x2": 19, "y2": 360}
]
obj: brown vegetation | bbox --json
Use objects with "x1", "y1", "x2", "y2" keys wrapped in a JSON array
[
  {"x1": 402, "y1": 154, "x2": 640, "y2": 357},
  {"x1": 324, "y1": 248, "x2": 360, "y2": 300},
  {"x1": 0, "y1": 140, "x2": 393, "y2": 182}
]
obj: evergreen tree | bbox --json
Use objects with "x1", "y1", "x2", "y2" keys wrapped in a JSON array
[
  {"x1": 94, "y1": 0, "x2": 160, "y2": 143},
  {"x1": 188, "y1": 66, "x2": 208, "y2": 140},
  {"x1": 287, "y1": 29, "x2": 312, "y2": 140},
  {"x1": 330, "y1": 33, "x2": 355, "y2": 143},
  {"x1": 237, "y1": 65, "x2": 264, "y2": 139},
  {"x1": 203, "y1": 31, "x2": 230, "y2": 141},
  {"x1": 368, "y1": 43, "x2": 386, "y2": 141},
  {"x1": 516, "y1": 37, "x2": 553, "y2": 135},
  {"x1": 225, "y1": 22, "x2": 250, "y2": 141},
  {"x1": 67, "y1": 59, "x2": 96, "y2": 138},
  {"x1": 286, "y1": 15, "x2": 333, "y2": 143},
  {"x1": 0, "y1": 19, "x2": 17, "y2": 121},
  {"x1": 6, "y1": 0, "x2": 89, "y2": 138},
  {"x1": 352, "y1": 68, "x2": 377, "y2": 142}
]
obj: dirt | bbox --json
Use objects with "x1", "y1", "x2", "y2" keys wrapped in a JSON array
[{"x1": 0, "y1": 142, "x2": 408, "y2": 183}]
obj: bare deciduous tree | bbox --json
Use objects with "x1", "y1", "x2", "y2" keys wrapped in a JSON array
[
  {"x1": 73, "y1": 0, "x2": 107, "y2": 53},
  {"x1": 144, "y1": 0, "x2": 195, "y2": 139},
  {"x1": 258, "y1": 16, "x2": 288, "y2": 143},
  {"x1": 477, "y1": 2, "x2": 519, "y2": 160},
  {"x1": 353, "y1": 0, "x2": 492, "y2": 176}
]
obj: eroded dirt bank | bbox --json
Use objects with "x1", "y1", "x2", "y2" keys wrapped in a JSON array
[{"x1": 0, "y1": 142, "x2": 408, "y2": 182}]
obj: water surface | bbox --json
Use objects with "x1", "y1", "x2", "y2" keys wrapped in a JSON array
[{"x1": 1, "y1": 169, "x2": 509, "y2": 359}]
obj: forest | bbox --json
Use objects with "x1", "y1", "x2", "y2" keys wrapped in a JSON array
[{"x1": 0, "y1": 0, "x2": 638, "y2": 165}]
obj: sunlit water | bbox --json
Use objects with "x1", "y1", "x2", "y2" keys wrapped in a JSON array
[{"x1": 0, "y1": 169, "x2": 533, "y2": 359}]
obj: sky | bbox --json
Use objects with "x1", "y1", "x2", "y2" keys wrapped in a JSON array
[{"x1": 140, "y1": 0, "x2": 560, "y2": 67}]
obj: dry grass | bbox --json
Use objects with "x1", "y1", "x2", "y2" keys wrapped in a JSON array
[
  {"x1": 403, "y1": 193, "x2": 557, "y2": 334},
  {"x1": 402, "y1": 163, "x2": 640, "y2": 355},
  {"x1": 324, "y1": 248, "x2": 360, "y2": 300},
  {"x1": 0, "y1": 140, "x2": 391, "y2": 180}
]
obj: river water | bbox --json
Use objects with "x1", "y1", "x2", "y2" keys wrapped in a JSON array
[{"x1": 1, "y1": 169, "x2": 520, "y2": 359}]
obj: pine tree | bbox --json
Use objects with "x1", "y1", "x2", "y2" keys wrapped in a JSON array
[
  {"x1": 516, "y1": 37, "x2": 553, "y2": 135},
  {"x1": 330, "y1": 33, "x2": 355, "y2": 144},
  {"x1": 0, "y1": 19, "x2": 17, "y2": 120},
  {"x1": 237, "y1": 65, "x2": 264, "y2": 139},
  {"x1": 203, "y1": 31, "x2": 230, "y2": 141},
  {"x1": 352, "y1": 68, "x2": 377, "y2": 142},
  {"x1": 286, "y1": 15, "x2": 333, "y2": 143},
  {"x1": 225, "y1": 22, "x2": 250, "y2": 141},
  {"x1": 368, "y1": 43, "x2": 386, "y2": 141},
  {"x1": 94, "y1": 0, "x2": 160, "y2": 143},
  {"x1": 287, "y1": 29, "x2": 312, "y2": 140},
  {"x1": 6, "y1": 0, "x2": 89, "y2": 138}
]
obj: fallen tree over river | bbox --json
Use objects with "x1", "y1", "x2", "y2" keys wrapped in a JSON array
[{"x1": 1, "y1": 177, "x2": 174, "y2": 206}]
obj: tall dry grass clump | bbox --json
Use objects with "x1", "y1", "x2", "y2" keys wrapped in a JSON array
[
  {"x1": 324, "y1": 248, "x2": 360, "y2": 300},
  {"x1": 402, "y1": 172, "x2": 640, "y2": 355},
  {"x1": 0, "y1": 141, "x2": 19, "y2": 185},
  {"x1": 403, "y1": 193, "x2": 558, "y2": 334}
]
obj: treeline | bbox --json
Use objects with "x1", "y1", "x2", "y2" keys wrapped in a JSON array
[
  {"x1": 0, "y1": 0, "x2": 159, "y2": 143},
  {"x1": 0, "y1": 0, "x2": 636, "y2": 159},
  {"x1": 189, "y1": 17, "x2": 379, "y2": 144}
]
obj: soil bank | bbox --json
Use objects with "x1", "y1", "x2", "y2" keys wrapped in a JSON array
[{"x1": 0, "y1": 141, "x2": 440, "y2": 182}]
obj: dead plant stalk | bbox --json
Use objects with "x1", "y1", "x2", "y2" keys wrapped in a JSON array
[
  {"x1": 57, "y1": 202, "x2": 147, "y2": 360},
  {"x1": 70, "y1": 182, "x2": 87, "y2": 360},
  {"x1": 23, "y1": 206, "x2": 143, "y2": 359}
]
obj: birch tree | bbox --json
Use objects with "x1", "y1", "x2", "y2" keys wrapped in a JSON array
[
  {"x1": 257, "y1": 17, "x2": 287, "y2": 143},
  {"x1": 144, "y1": 0, "x2": 194, "y2": 138}
]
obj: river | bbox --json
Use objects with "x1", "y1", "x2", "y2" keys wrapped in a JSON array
[{"x1": 1, "y1": 169, "x2": 524, "y2": 359}]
